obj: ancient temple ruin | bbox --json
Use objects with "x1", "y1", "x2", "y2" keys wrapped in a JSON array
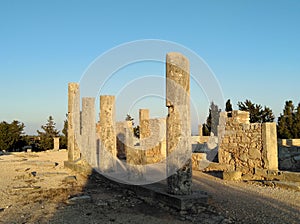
[
  {"x1": 65, "y1": 52, "x2": 194, "y2": 196},
  {"x1": 65, "y1": 50, "x2": 292, "y2": 198}
]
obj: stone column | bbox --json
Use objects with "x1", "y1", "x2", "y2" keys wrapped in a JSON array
[
  {"x1": 53, "y1": 137, "x2": 60, "y2": 151},
  {"x1": 158, "y1": 118, "x2": 167, "y2": 160},
  {"x1": 166, "y1": 52, "x2": 192, "y2": 195},
  {"x1": 81, "y1": 97, "x2": 96, "y2": 167},
  {"x1": 139, "y1": 109, "x2": 149, "y2": 164},
  {"x1": 99, "y1": 95, "x2": 116, "y2": 172},
  {"x1": 198, "y1": 124, "x2": 203, "y2": 137},
  {"x1": 262, "y1": 123, "x2": 278, "y2": 170},
  {"x1": 140, "y1": 109, "x2": 150, "y2": 138},
  {"x1": 67, "y1": 83, "x2": 81, "y2": 162}
]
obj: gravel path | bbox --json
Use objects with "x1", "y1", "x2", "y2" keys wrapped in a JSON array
[{"x1": 193, "y1": 171, "x2": 300, "y2": 224}]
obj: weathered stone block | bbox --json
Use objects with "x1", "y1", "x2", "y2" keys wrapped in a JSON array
[
  {"x1": 53, "y1": 137, "x2": 60, "y2": 151},
  {"x1": 262, "y1": 123, "x2": 278, "y2": 170},
  {"x1": 223, "y1": 171, "x2": 242, "y2": 181},
  {"x1": 198, "y1": 124, "x2": 203, "y2": 137},
  {"x1": 291, "y1": 139, "x2": 300, "y2": 146},
  {"x1": 249, "y1": 148, "x2": 261, "y2": 160},
  {"x1": 239, "y1": 153, "x2": 248, "y2": 162},
  {"x1": 235, "y1": 166, "x2": 251, "y2": 174},
  {"x1": 192, "y1": 153, "x2": 207, "y2": 170},
  {"x1": 116, "y1": 121, "x2": 131, "y2": 159}
]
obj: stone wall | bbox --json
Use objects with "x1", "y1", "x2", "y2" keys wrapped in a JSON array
[
  {"x1": 145, "y1": 118, "x2": 166, "y2": 163},
  {"x1": 125, "y1": 123, "x2": 145, "y2": 180},
  {"x1": 192, "y1": 153, "x2": 207, "y2": 170},
  {"x1": 218, "y1": 110, "x2": 278, "y2": 175},
  {"x1": 279, "y1": 139, "x2": 300, "y2": 147},
  {"x1": 116, "y1": 121, "x2": 132, "y2": 159},
  {"x1": 278, "y1": 145, "x2": 300, "y2": 171}
]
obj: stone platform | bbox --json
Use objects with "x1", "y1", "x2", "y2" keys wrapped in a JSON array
[
  {"x1": 129, "y1": 182, "x2": 209, "y2": 211},
  {"x1": 64, "y1": 160, "x2": 209, "y2": 211}
]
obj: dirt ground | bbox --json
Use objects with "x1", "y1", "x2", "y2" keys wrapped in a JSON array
[
  {"x1": 0, "y1": 151, "x2": 227, "y2": 224},
  {"x1": 0, "y1": 151, "x2": 299, "y2": 224}
]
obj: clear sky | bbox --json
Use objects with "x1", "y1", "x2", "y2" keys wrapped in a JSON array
[{"x1": 0, "y1": 0, "x2": 299, "y2": 135}]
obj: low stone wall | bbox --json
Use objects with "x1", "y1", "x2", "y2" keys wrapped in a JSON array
[
  {"x1": 116, "y1": 121, "x2": 133, "y2": 159},
  {"x1": 138, "y1": 110, "x2": 166, "y2": 164},
  {"x1": 279, "y1": 139, "x2": 300, "y2": 147},
  {"x1": 199, "y1": 136, "x2": 209, "y2": 143},
  {"x1": 218, "y1": 110, "x2": 278, "y2": 175},
  {"x1": 278, "y1": 145, "x2": 300, "y2": 171},
  {"x1": 191, "y1": 153, "x2": 207, "y2": 170},
  {"x1": 144, "y1": 118, "x2": 166, "y2": 164}
]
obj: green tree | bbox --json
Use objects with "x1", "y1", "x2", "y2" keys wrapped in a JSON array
[
  {"x1": 133, "y1": 126, "x2": 140, "y2": 138},
  {"x1": 60, "y1": 114, "x2": 68, "y2": 149},
  {"x1": 225, "y1": 99, "x2": 233, "y2": 112},
  {"x1": 202, "y1": 123, "x2": 210, "y2": 136},
  {"x1": 261, "y1": 106, "x2": 276, "y2": 123},
  {"x1": 0, "y1": 120, "x2": 26, "y2": 151},
  {"x1": 238, "y1": 99, "x2": 275, "y2": 123},
  {"x1": 277, "y1": 100, "x2": 299, "y2": 139},
  {"x1": 205, "y1": 101, "x2": 221, "y2": 135},
  {"x1": 295, "y1": 103, "x2": 300, "y2": 138},
  {"x1": 37, "y1": 116, "x2": 60, "y2": 150},
  {"x1": 125, "y1": 114, "x2": 134, "y2": 125},
  {"x1": 125, "y1": 114, "x2": 139, "y2": 138}
]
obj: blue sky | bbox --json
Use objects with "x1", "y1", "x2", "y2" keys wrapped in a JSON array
[{"x1": 0, "y1": 0, "x2": 299, "y2": 135}]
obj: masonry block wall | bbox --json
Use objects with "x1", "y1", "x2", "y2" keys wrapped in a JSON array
[
  {"x1": 145, "y1": 118, "x2": 166, "y2": 164},
  {"x1": 116, "y1": 121, "x2": 133, "y2": 159},
  {"x1": 218, "y1": 110, "x2": 278, "y2": 174}
]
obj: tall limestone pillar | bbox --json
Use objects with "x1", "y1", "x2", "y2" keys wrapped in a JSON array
[
  {"x1": 68, "y1": 83, "x2": 81, "y2": 162},
  {"x1": 139, "y1": 109, "x2": 149, "y2": 165},
  {"x1": 81, "y1": 97, "x2": 96, "y2": 167},
  {"x1": 166, "y1": 52, "x2": 192, "y2": 195},
  {"x1": 99, "y1": 95, "x2": 117, "y2": 172}
]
